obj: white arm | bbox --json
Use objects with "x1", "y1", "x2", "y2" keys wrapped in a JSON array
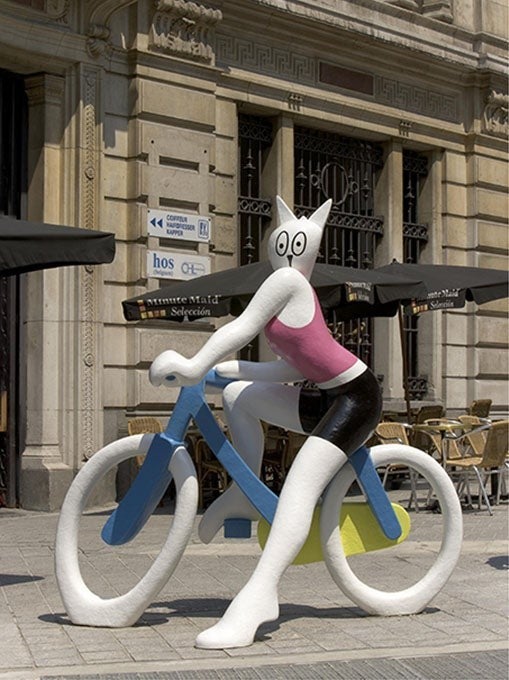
[
  {"x1": 150, "y1": 267, "x2": 307, "y2": 386},
  {"x1": 215, "y1": 359, "x2": 304, "y2": 383}
]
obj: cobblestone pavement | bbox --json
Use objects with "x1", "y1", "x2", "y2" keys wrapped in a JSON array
[{"x1": 0, "y1": 492, "x2": 507, "y2": 680}]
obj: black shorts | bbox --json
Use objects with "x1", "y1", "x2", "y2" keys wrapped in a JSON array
[{"x1": 298, "y1": 368, "x2": 383, "y2": 455}]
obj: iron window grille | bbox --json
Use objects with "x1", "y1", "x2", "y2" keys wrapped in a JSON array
[
  {"x1": 294, "y1": 126, "x2": 384, "y2": 368},
  {"x1": 238, "y1": 115, "x2": 274, "y2": 360}
]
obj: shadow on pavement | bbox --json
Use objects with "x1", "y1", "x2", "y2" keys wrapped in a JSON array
[
  {"x1": 486, "y1": 555, "x2": 509, "y2": 570},
  {"x1": 0, "y1": 573, "x2": 44, "y2": 586}
]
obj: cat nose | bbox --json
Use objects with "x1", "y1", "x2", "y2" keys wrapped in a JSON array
[{"x1": 287, "y1": 255, "x2": 293, "y2": 266}]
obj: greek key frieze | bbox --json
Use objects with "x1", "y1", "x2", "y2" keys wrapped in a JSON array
[
  {"x1": 216, "y1": 35, "x2": 316, "y2": 84},
  {"x1": 374, "y1": 76, "x2": 459, "y2": 123}
]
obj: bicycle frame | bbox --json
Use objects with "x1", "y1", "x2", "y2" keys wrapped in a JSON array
[{"x1": 102, "y1": 371, "x2": 401, "y2": 546}]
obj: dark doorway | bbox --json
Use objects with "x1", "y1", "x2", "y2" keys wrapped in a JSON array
[{"x1": 0, "y1": 69, "x2": 28, "y2": 507}]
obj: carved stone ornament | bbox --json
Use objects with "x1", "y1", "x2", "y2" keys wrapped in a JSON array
[
  {"x1": 483, "y1": 90, "x2": 509, "y2": 138},
  {"x1": 87, "y1": 23, "x2": 113, "y2": 59},
  {"x1": 385, "y1": 0, "x2": 453, "y2": 22},
  {"x1": 149, "y1": 0, "x2": 223, "y2": 63},
  {"x1": 2, "y1": 0, "x2": 70, "y2": 24},
  {"x1": 45, "y1": 0, "x2": 70, "y2": 21},
  {"x1": 85, "y1": 0, "x2": 138, "y2": 59}
]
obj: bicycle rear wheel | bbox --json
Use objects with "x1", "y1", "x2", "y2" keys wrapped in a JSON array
[
  {"x1": 55, "y1": 435, "x2": 198, "y2": 627},
  {"x1": 321, "y1": 444, "x2": 462, "y2": 615}
]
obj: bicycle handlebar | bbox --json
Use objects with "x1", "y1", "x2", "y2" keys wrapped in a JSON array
[{"x1": 204, "y1": 369, "x2": 235, "y2": 391}]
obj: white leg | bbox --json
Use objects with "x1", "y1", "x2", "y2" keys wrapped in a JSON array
[
  {"x1": 195, "y1": 436, "x2": 347, "y2": 648},
  {"x1": 198, "y1": 381, "x2": 303, "y2": 543}
]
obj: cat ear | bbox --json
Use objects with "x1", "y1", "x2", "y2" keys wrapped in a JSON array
[
  {"x1": 309, "y1": 199, "x2": 332, "y2": 229},
  {"x1": 276, "y1": 195, "x2": 296, "y2": 226}
]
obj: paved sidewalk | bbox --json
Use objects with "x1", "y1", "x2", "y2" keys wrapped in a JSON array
[{"x1": 0, "y1": 496, "x2": 507, "y2": 680}]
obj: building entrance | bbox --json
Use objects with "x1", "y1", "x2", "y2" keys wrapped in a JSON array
[{"x1": 0, "y1": 69, "x2": 27, "y2": 507}]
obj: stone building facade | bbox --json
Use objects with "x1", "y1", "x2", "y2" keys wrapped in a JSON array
[{"x1": 0, "y1": 0, "x2": 507, "y2": 510}]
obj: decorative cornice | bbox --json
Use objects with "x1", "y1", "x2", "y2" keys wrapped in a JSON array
[
  {"x1": 149, "y1": 0, "x2": 223, "y2": 63},
  {"x1": 483, "y1": 90, "x2": 508, "y2": 138}
]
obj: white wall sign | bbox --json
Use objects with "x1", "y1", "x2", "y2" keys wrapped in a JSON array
[
  {"x1": 147, "y1": 250, "x2": 211, "y2": 281},
  {"x1": 147, "y1": 209, "x2": 211, "y2": 243}
]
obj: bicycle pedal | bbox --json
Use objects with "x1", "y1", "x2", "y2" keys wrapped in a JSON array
[{"x1": 224, "y1": 518, "x2": 252, "y2": 538}]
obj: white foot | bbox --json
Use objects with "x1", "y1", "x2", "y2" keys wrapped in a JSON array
[
  {"x1": 195, "y1": 584, "x2": 279, "y2": 649},
  {"x1": 198, "y1": 485, "x2": 260, "y2": 543}
]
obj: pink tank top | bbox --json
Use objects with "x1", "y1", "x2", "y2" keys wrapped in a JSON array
[{"x1": 264, "y1": 291, "x2": 358, "y2": 384}]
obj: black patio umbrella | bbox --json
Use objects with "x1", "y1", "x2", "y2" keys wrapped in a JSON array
[
  {"x1": 122, "y1": 260, "x2": 427, "y2": 322},
  {"x1": 376, "y1": 261, "x2": 509, "y2": 418},
  {"x1": 0, "y1": 215, "x2": 115, "y2": 276},
  {"x1": 377, "y1": 261, "x2": 509, "y2": 314}
]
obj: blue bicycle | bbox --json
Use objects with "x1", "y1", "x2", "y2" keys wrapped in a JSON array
[{"x1": 55, "y1": 371, "x2": 462, "y2": 628}]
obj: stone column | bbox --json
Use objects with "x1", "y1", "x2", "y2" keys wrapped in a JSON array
[
  {"x1": 20, "y1": 67, "x2": 109, "y2": 511},
  {"x1": 373, "y1": 140, "x2": 405, "y2": 403},
  {"x1": 262, "y1": 115, "x2": 294, "y2": 206}
]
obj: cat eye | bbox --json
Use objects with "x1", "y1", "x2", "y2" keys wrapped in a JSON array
[
  {"x1": 291, "y1": 231, "x2": 307, "y2": 256},
  {"x1": 275, "y1": 230, "x2": 289, "y2": 256}
]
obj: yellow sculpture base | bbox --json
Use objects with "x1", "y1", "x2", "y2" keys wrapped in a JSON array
[{"x1": 257, "y1": 502, "x2": 411, "y2": 564}]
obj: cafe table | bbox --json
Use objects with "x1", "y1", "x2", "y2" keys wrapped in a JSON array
[{"x1": 411, "y1": 419, "x2": 467, "y2": 467}]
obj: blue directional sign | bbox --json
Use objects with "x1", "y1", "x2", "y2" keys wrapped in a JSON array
[{"x1": 147, "y1": 209, "x2": 211, "y2": 243}]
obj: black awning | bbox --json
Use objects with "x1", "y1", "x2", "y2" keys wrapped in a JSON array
[{"x1": 0, "y1": 216, "x2": 115, "y2": 276}]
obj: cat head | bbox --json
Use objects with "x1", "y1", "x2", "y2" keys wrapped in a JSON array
[{"x1": 268, "y1": 196, "x2": 332, "y2": 279}]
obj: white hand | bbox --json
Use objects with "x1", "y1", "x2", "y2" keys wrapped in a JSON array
[
  {"x1": 214, "y1": 360, "x2": 242, "y2": 379},
  {"x1": 149, "y1": 350, "x2": 200, "y2": 387}
]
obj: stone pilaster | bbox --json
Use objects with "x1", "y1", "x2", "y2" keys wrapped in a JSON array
[
  {"x1": 76, "y1": 65, "x2": 105, "y2": 464},
  {"x1": 20, "y1": 73, "x2": 74, "y2": 511},
  {"x1": 373, "y1": 140, "x2": 405, "y2": 402}
]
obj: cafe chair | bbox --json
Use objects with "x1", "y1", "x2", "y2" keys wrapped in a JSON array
[
  {"x1": 374, "y1": 422, "x2": 421, "y2": 511},
  {"x1": 261, "y1": 426, "x2": 307, "y2": 492},
  {"x1": 445, "y1": 420, "x2": 508, "y2": 514},
  {"x1": 127, "y1": 415, "x2": 163, "y2": 435},
  {"x1": 410, "y1": 405, "x2": 445, "y2": 452},
  {"x1": 127, "y1": 416, "x2": 163, "y2": 466},
  {"x1": 285, "y1": 431, "x2": 307, "y2": 472},
  {"x1": 121, "y1": 417, "x2": 165, "y2": 504},
  {"x1": 458, "y1": 415, "x2": 489, "y2": 456},
  {"x1": 194, "y1": 436, "x2": 229, "y2": 510},
  {"x1": 467, "y1": 399, "x2": 492, "y2": 419},
  {"x1": 261, "y1": 423, "x2": 289, "y2": 493},
  {"x1": 414, "y1": 404, "x2": 445, "y2": 424}
]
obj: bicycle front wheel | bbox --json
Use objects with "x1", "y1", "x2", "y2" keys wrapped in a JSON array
[
  {"x1": 55, "y1": 435, "x2": 198, "y2": 627},
  {"x1": 321, "y1": 444, "x2": 462, "y2": 616}
]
